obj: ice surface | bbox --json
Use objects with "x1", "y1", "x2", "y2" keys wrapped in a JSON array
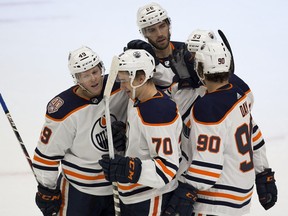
[{"x1": 0, "y1": 0, "x2": 287, "y2": 215}]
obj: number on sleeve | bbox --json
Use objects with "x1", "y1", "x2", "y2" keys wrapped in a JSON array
[
  {"x1": 196, "y1": 120, "x2": 253, "y2": 172},
  {"x1": 235, "y1": 123, "x2": 254, "y2": 172},
  {"x1": 40, "y1": 126, "x2": 52, "y2": 144},
  {"x1": 197, "y1": 134, "x2": 220, "y2": 153},
  {"x1": 152, "y1": 137, "x2": 173, "y2": 155}
]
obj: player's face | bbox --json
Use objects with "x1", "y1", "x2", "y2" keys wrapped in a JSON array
[
  {"x1": 118, "y1": 71, "x2": 133, "y2": 98},
  {"x1": 143, "y1": 21, "x2": 170, "y2": 50},
  {"x1": 78, "y1": 66, "x2": 103, "y2": 96},
  {"x1": 117, "y1": 71, "x2": 140, "y2": 99}
]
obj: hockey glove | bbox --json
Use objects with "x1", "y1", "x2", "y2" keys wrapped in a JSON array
[
  {"x1": 125, "y1": 39, "x2": 159, "y2": 65},
  {"x1": 99, "y1": 154, "x2": 142, "y2": 183},
  {"x1": 256, "y1": 168, "x2": 278, "y2": 210},
  {"x1": 171, "y1": 45, "x2": 200, "y2": 89},
  {"x1": 112, "y1": 121, "x2": 126, "y2": 151},
  {"x1": 35, "y1": 184, "x2": 62, "y2": 216},
  {"x1": 162, "y1": 182, "x2": 197, "y2": 216}
]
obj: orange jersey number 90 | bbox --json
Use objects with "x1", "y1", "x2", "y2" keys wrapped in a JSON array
[{"x1": 196, "y1": 123, "x2": 253, "y2": 173}]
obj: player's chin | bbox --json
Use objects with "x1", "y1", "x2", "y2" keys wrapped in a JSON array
[
  {"x1": 89, "y1": 85, "x2": 101, "y2": 95},
  {"x1": 156, "y1": 41, "x2": 169, "y2": 50},
  {"x1": 125, "y1": 91, "x2": 132, "y2": 98}
]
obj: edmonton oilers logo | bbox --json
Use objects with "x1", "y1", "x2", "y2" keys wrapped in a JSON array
[{"x1": 91, "y1": 114, "x2": 117, "y2": 152}]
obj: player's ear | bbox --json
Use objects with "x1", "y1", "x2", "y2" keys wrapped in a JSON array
[
  {"x1": 135, "y1": 72, "x2": 145, "y2": 84},
  {"x1": 140, "y1": 73, "x2": 149, "y2": 85},
  {"x1": 139, "y1": 75, "x2": 145, "y2": 84}
]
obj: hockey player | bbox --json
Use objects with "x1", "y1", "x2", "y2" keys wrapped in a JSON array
[
  {"x1": 98, "y1": 49, "x2": 183, "y2": 216},
  {"x1": 164, "y1": 41, "x2": 277, "y2": 215},
  {"x1": 32, "y1": 46, "x2": 128, "y2": 216},
  {"x1": 186, "y1": 28, "x2": 278, "y2": 185},
  {"x1": 124, "y1": 2, "x2": 207, "y2": 185},
  {"x1": 126, "y1": 2, "x2": 200, "y2": 93}
]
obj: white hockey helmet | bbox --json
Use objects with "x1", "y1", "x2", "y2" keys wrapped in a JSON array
[
  {"x1": 118, "y1": 49, "x2": 155, "y2": 88},
  {"x1": 137, "y1": 2, "x2": 170, "y2": 34},
  {"x1": 186, "y1": 29, "x2": 216, "y2": 53},
  {"x1": 194, "y1": 41, "x2": 231, "y2": 77},
  {"x1": 68, "y1": 46, "x2": 104, "y2": 83}
]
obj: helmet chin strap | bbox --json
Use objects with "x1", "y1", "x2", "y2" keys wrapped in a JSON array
[
  {"x1": 200, "y1": 78, "x2": 206, "y2": 85},
  {"x1": 76, "y1": 74, "x2": 104, "y2": 98},
  {"x1": 131, "y1": 88, "x2": 136, "y2": 100},
  {"x1": 77, "y1": 83, "x2": 94, "y2": 96},
  {"x1": 130, "y1": 78, "x2": 146, "y2": 100}
]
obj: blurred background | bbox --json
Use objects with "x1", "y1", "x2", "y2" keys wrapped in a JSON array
[{"x1": 0, "y1": 0, "x2": 287, "y2": 215}]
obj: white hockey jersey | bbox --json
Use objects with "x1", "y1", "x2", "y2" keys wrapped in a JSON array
[
  {"x1": 183, "y1": 83, "x2": 259, "y2": 216},
  {"x1": 32, "y1": 75, "x2": 128, "y2": 196},
  {"x1": 176, "y1": 74, "x2": 269, "y2": 177},
  {"x1": 117, "y1": 91, "x2": 182, "y2": 204},
  {"x1": 229, "y1": 74, "x2": 269, "y2": 175}
]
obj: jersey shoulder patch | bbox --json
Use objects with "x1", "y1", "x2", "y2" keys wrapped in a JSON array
[
  {"x1": 137, "y1": 91, "x2": 178, "y2": 125},
  {"x1": 193, "y1": 84, "x2": 245, "y2": 123},
  {"x1": 46, "y1": 86, "x2": 89, "y2": 120}
]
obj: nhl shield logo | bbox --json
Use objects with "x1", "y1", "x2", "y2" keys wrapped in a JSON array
[{"x1": 48, "y1": 97, "x2": 64, "y2": 114}]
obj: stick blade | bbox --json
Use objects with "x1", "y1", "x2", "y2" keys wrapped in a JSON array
[{"x1": 104, "y1": 56, "x2": 119, "y2": 98}]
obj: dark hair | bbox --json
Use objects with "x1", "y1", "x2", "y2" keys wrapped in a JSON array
[
  {"x1": 205, "y1": 72, "x2": 230, "y2": 83},
  {"x1": 197, "y1": 62, "x2": 230, "y2": 83}
]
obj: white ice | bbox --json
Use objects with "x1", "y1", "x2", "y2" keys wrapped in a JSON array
[{"x1": 0, "y1": 0, "x2": 287, "y2": 215}]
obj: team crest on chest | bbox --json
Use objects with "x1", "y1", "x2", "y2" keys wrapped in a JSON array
[
  {"x1": 47, "y1": 97, "x2": 64, "y2": 114},
  {"x1": 91, "y1": 114, "x2": 117, "y2": 152}
]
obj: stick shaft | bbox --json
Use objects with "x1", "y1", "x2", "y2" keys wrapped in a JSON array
[
  {"x1": 105, "y1": 98, "x2": 115, "y2": 159},
  {"x1": 0, "y1": 94, "x2": 37, "y2": 181},
  {"x1": 103, "y1": 56, "x2": 121, "y2": 215}
]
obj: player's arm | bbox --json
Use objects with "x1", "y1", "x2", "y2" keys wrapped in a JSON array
[
  {"x1": 137, "y1": 121, "x2": 182, "y2": 188},
  {"x1": 33, "y1": 114, "x2": 74, "y2": 216},
  {"x1": 99, "y1": 111, "x2": 182, "y2": 188},
  {"x1": 250, "y1": 117, "x2": 278, "y2": 210},
  {"x1": 251, "y1": 118, "x2": 269, "y2": 174},
  {"x1": 33, "y1": 116, "x2": 74, "y2": 188},
  {"x1": 184, "y1": 124, "x2": 224, "y2": 191},
  {"x1": 183, "y1": 102, "x2": 225, "y2": 191}
]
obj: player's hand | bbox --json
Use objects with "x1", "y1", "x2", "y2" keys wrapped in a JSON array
[
  {"x1": 112, "y1": 121, "x2": 126, "y2": 151},
  {"x1": 99, "y1": 154, "x2": 142, "y2": 183},
  {"x1": 171, "y1": 45, "x2": 200, "y2": 89},
  {"x1": 35, "y1": 184, "x2": 62, "y2": 216},
  {"x1": 256, "y1": 168, "x2": 277, "y2": 210},
  {"x1": 162, "y1": 182, "x2": 197, "y2": 216},
  {"x1": 125, "y1": 39, "x2": 159, "y2": 65}
]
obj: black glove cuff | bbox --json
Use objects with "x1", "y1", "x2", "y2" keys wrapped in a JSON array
[
  {"x1": 37, "y1": 184, "x2": 61, "y2": 198},
  {"x1": 126, "y1": 157, "x2": 142, "y2": 183},
  {"x1": 256, "y1": 168, "x2": 275, "y2": 184},
  {"x1": 176, "y1": 182, "x2": 198, "y2": 202}
]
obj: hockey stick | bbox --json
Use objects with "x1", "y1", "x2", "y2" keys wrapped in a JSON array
[
  {"x1": 218, "y1": 29, "x2": 235, "y2": 73},
  {"x1": 0, "y1": 93, "x2": 37, "y2": 182},
  {"x1": 103, "y1": 56, "x2": 121, "y2": 216}
]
